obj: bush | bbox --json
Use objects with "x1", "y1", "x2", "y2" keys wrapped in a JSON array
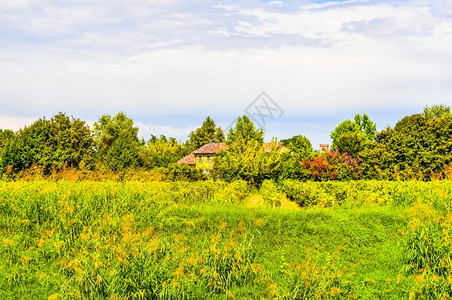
[{"x1": 301, "y1": 151, "x2": 361, "y2": 181}]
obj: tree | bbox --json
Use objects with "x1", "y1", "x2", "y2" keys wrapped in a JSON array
[
  {"x1": 214, "y1": 116, "x2": 279, "y2": 184},
  {"x1": 359, "y1": 108, "x2": 452, "y2": 180},
  {"x1": 0, "y1": 113, "x2": 93, "y2": 173},
  {"x1": 282, "y1": 135, "x2": 314, "y2": 160},
  {"x1": 330, "y1": 120, "x2": 361, "y2": 146},
  {"x1": 279, "y1": 135, "x2": 314, "y2": 180},
  {"x1": 0, "y1": 129, "x2": 14, "y2": 150},
  {"x1": 189, "y1": 116, "x2": 224, "y2": 150},
  {"x1": 227, "y1": 115, "x2": 264, "y2": 147},
  {"x1": 333, "y1": 131, "x2": 367, "y2": 158},
  {"x1": 143, "y1": 135, "x2": 190, "y2": 168},
  {"x1": 422, "y1": 104, "x2": 451, "y2": 120},
  {"x1": 330, "y1": 114, "x2": 376, "y2": 156},
  {"x1": 93, "y1": 112, "x2": 142, "y2": 171},
  {"x1": 354, "y1": 113, "x2": 376, "y2": 141},
  {"x1": 213, "y1": 139, "x2": 282, "y2": 185}
]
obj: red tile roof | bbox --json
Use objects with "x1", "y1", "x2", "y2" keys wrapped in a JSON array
[
  {"x1": 176, "y1": 153, "x2": 195, "y2": 165},
  {"x1": 192, "y1": 143, "x2": 227, "y2": 154}
]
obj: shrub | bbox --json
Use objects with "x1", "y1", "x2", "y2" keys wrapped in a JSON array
[{"x1": 301, "y1": 151, "x2": 361, "y2": 181}]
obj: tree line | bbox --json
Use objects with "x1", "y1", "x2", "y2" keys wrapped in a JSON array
[{"x1": 0, "y1": 104, "x2": 451, "y2": 182}]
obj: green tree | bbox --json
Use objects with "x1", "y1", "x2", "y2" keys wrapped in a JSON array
[
  {"x1": 422, "y1": 104, "x2": 451, "y2": 120},
  {"x1": 0, "y1": 113, "x2": 93, "y2": 173},
  {"x1": 0, "y1": 129, "x2": 14, "y2": 150},
  {"x1": 360, "y1": 108, "x2": 452, "y2": 180},
  {"x1": 333, "y1": 131, "x2": 367, "y2": 158},
  {"x1": 279, "y1": 135, "x2": 314, "y2": 180},
  {"x1": 93, "y1": 112, "x2": 142, "y2": 171},
  {"x1": 143, "y1": 135, "x2": 190, "y2": 168},
  {"x1": 214, "y1": 116, "x2": 279, "y2": 184},
  {"x1": 189, "y1": 116, "x2": 225, "y2": 150},
  {"x1": 282, "y1": 135, "x2": 314, "y2": 160},
  {"x1": 213, "y1": 139, "x2": 282, "y2": 185},
  {"x1": 227, "y1": 115, "x2": 264, "y2": 147},
  {"x1": 331, "y1": 114, "x2": 376, "y2": 157},
  {"x1": 330, "y1": 120, "x2": 361, "y2": 146},
  {"x1": 354, "y1": 113, "x2": 377, "y2": 141}
]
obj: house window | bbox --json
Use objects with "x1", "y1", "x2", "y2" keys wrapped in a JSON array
[
  {"x1": 198, "y1": 155, "x2": 203, "y2": 162},
  {"x1": 206, "y1": 155, "x2": 211, "y2": 162}
]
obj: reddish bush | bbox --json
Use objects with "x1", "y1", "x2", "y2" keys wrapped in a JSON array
[{"x1": 301, "y1": 151, "x2": 361, "y2": 181}]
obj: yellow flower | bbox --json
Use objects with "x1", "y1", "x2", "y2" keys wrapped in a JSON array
[
  {"x1": 19, "y1": 219, "x2": 29, "y2": 224},
  {"x1": 22, "y1": 256, "x2": 32, "y2": 264},
  {"x1": 212, "y1": 272, "x2": 219, "y2": 280},
  {"x1": 329, "y1": 287, "x2": 342, "y2": 297},
  {"x1": 254, "y1": 218, "x2": 263, "y2": 227},
  {"x1": 396, "y1": 274, "x2": 405, "y2": 284},
  {"x1": 37, "y1": 239, "x2": 46, "y2": 247},
  {"x1": 39, "y1": 273, "x2": 46, "y2": 280},
  {"x1": 236, "y1": 221, "x2": 246, "y2": 232},
  {"x1": 219, "y1": 222, "x2": 228, "y2": 230},
  {"x1": 226, "y1": 290, "x2": 235, "y2": 299},
  {"x1": 48, "y1": 293, "x2": 59, "y2": 300},
  {"x1": 415, "y1": 274, "x2": 424, "y2": 282},
  {"x1": 2, "y1": 238, "x2": 13, "y2": 246}
]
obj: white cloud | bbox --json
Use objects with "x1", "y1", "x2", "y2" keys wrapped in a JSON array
[
  {"x1": 135, "y1": 122, "x2": 196, "y2": 141},
  {"x1": 0, "y1": 0, "x2": 451, "y2": 141}
]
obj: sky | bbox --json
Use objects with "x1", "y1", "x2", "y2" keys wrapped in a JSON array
[{"x1": 1, "y1": 0, "x2": 452, "y2": 148}]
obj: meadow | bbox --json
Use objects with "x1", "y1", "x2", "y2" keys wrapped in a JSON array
[{"x1": 1, "y1": 180, "x2": 452, "y2": 299}]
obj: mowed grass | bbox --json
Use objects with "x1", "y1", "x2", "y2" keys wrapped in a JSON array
[{"x1": 0, "y1": 180, "x2": 446, "y2": 299}]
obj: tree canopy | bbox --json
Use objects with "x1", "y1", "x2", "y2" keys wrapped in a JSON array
[{"x1": 189, "y1": 116, "x2": 224, "y2": 150}]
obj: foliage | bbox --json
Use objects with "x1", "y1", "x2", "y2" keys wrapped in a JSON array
[
  {"x1": 330, "y1": 114, "x2": 376, "y2": 157},
  {"x1": 360, "y1": 109, "x2": 452, "y2": 180},
  {"x1": 330, "y1": 120, "x2": 361, "y2": 146},
  {"x1": 259, "y1": 180, "x2": 281, "y2": 206},
  {"x1": 0, "y1": 113, "x2": 93, "y2": 174},
  {"x1": 354, "y1": 113, "x2": 377, "y2": 141},
  {"x1": 3, "y1": 180, "x2": 452, "y2": 298},
  {"x1": 188, "y1": 116, "x2": 225, "y2": 150},
  {"x1": 163, "y1": 163, "x2": 206, "y2": 181},
  {"x1": 333, "y1": 131, "x2": 367, "y2": 158},
  {"x1": 0, "y1": 129, "x2": 14, "y2": 150},
  {"x1": 93, "y1": 112, "x2": 142, "y2": 171},
  {"x1": 226, "y1": 115, "x2": 264, "y2": 146},
  {"x1": 213, "y1": 140, "x2": 282, "y2": 185},
  {"x1": 143, "y1": 135, "x2": 190, "y2": 168},
  {"x1": 281, "y1": 135, "x2": 314, "y2": 160},
  {"x1": 301, "y1": 151, "x2": 361, "y2": 181},
  {"x1": 422, "y1": 104, "x2": 451, "y2": 120}
]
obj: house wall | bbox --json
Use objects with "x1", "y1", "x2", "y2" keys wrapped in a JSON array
[{"x1": 194, "y1": 154, "x2": 215, "y2": 169}]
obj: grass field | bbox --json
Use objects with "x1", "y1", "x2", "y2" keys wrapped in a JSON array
[{"x1": 1, "y1": 180, "x2": 452, "y2": 299}]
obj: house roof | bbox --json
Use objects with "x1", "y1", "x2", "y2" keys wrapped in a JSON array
[
  {"x1": 264, "y1": 142, "x2": 285, "y2": 152},
  {"x1": 192, "y1": 143, "x2": 227, "y2": 154},
  {"x1": 176, "y1": 141, "x2": 285, "y2": 165},
  {"x1": 176, "y1": 153, "x2": 195, "y2": 165}
]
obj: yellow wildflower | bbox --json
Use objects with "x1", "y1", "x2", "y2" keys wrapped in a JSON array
[{"x1": 48, "y1": 293, "x2": 59, "y2": 300}]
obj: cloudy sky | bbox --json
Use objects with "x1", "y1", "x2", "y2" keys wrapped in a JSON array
[{"x1": 1, "y1": 0, "x2": 451, "y2": 147}]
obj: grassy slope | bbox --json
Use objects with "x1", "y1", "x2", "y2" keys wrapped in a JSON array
[{"x1": 0, "y1": 181, "x2": 414, "y2": 299}]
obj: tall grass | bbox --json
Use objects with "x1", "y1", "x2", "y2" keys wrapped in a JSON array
[{"x1": 0, "y1": 180, "x2": 451, "y2": 298}]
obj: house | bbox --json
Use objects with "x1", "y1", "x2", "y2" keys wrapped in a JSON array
[
  {"x1": 319, "y1": 144, "x2": 329, "y2": 152},
  {"x1": 177, "y1": 142, "x2": 287, "y2": 169}
]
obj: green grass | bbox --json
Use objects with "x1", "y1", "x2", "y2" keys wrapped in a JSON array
[{"x1": 0, "y1": 180, "x2": 451, "y2": 299}]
